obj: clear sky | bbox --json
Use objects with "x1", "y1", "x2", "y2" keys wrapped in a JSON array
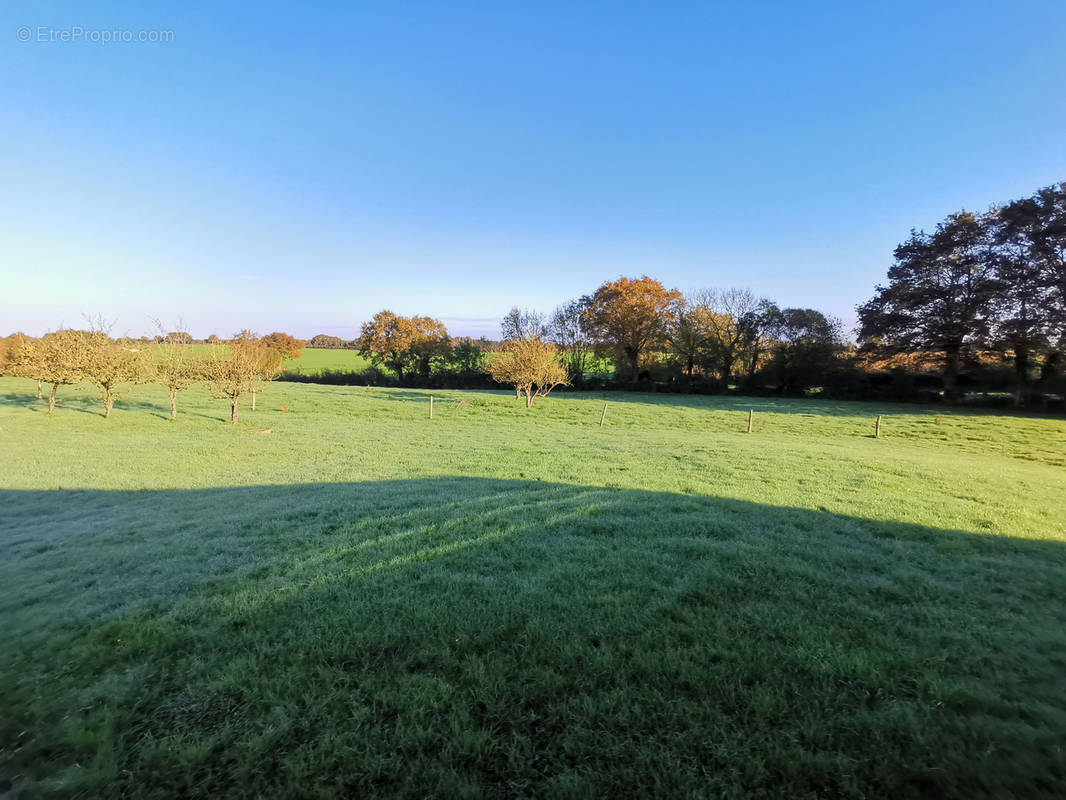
[{"x1": 2, "y1": 1, "x2": 1065, "y2": 340}]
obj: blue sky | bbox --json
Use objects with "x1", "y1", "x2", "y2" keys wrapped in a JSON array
[{"x1": 2, "y1": 1, "x2": 1065, "y2": 340}]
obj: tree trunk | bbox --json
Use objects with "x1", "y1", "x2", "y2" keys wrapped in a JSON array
[
  {"x1": 36, "y1": 379, "x2": 42, "y2": 399},
  {"x1": 48, "y1": 383, "x2": 57, "y2": 413},
  {"x1": 104, "y1": 391, "x2": 114, "y2": 419},
  {"x1": 1013, "y1": 343, "x2": 1030, "y2": 408},
  {"x1": 943, "y1": 346, "x2": 962, "y2": 401},
  {"x1": 231, "y1": 399, "x2": 238, "y2": 424},
  {"x1": 251, "y1": 389, "x2": 257, "y2": 411},
  {"x1": 526, "y1": 390, "x2": 533, "y2": 409},
  {"x1": 170, "y1": 389, "x2": 177, "y2": 419}
]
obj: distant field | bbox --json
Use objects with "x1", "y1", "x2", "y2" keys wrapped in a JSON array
[
  {"x1": 145, "y1": 345, "x2": 371, "y2": 376},
  {"x1": 2, "y1": 378, "x2": 1065, "y2": 797},
  {"x1": 164, "y1": 345, "x2": 611, "y2": 380},
  {"x1": 281, "y1": 347, "x2": 373, "y2": 375},
  {"x1": 281, "y1": 348, "x2": 614, "y2": 378}
]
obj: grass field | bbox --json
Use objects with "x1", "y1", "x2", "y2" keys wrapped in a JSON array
[
  {"x1": 278, "y1": 347, "x2": 613, "y2": 377},
  {"x1": 1, "y1": 377, "x2": 1065, "y2": 798},
  {"x1": 281, "y1": 348, "x2": 373, "y2": 376}
]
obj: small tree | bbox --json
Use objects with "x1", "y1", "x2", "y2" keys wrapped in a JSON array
[
  {"x1": 3, "y1": 333, "x2": 44, "y2": 397},
  {"x1": 83, "y1": 333, "x2": 144, "y2": 418},
  {"x1": 488, "y1": 335, "x2": 570, "y2": 408},
  {"x1": 38, "y1": 330, "x2": 90, "y2": 413},
  {"x1": 153, "y1": 320, "x2": 197, "y2": 419},
  {"x1": 251, "y1": 337, "x2": 285, "y2": 410},
  {"x1": 202, "y1": 331, "x2": 262, "y2": 424}
]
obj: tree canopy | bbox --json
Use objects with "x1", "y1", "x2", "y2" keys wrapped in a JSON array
[
  {"x1": 581, "y1": 275, "x2": 683, "y2": 382},
  {"x1": 487, "y1": 335, "x2": 569, "y2": 407}
]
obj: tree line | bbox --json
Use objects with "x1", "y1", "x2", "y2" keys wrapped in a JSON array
[
  {"x1": 0, "y1": 327, "x2": 305, "y2": 423},
  {"x1": 858, "y1": 182, "x2": 1065, "y2": 405},
  {"x1": 3, "y1": 180, "x2": 1062, "y2": 412},
  {"x1": 346, "y1": 280, "x2": 846, "y2": 406}
]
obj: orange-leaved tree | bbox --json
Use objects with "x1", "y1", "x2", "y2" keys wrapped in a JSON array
[
  {"x1": 262, "y1": 331, "x2": 306, "y2": 360},
  {"x1": 359, "y1": 311, "x2": 413, "y2": 379},
  {"x1": 581, "y1": 275, "x2": 682, "y2": 382},
  {"x1": 406, "y1": 316, "x2": 451, "y2": 378},
  {"x1": 359, "y1": 311, "x2": 450, "y2": 380}
]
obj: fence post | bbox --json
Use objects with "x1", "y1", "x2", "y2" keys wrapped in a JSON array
[
  {"x1": 875, "y1": 415, "x2": 882, "y2": 438},
  {"x1": 599, "y1": 402, "x2": 608, "y2": 428},
  {"x1": 747, "y1": 409, "x2": 753, "y2": 433},
  {"x1": 429, "y1": 396, "x2": 434, "y2": 420}
]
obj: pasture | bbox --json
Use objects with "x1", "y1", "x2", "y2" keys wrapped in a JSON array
[
  {"x1": 281, "y1": 347, "x2": 373, "y2": 376},
  {"x1": 1, "y1": 377, "x2": 1064, "y2": 798}
]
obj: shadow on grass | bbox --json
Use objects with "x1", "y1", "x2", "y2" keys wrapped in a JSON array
[
  {"x1": 2, "y1": 478, "x2": 1064, "y2": 798},
  {"x1": 560, "y1": 389, "x2": 1066, "y2": 421}
]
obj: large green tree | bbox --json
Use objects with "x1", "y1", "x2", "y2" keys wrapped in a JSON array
[
  {"x1": 988, "y1": 189, "x2": 1062, "y2": 403},
  {"x1": 761, "y1": 306, "x2": 844, "y2": 393},
  {"x1": 858, "y1": 212, "x2": 998, "y2": 398}
]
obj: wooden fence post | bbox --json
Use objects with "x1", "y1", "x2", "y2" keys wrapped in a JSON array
[
  {"x1": 429, "y1": 396, "x2": 434, "y2": 420},
  {"x1": 599, "y1": 402, "x2": 608, "y2": 428},
  {"x1": 875, "y1": 415, "x2": 882, "y2": 438},
  {"x1": 747, "y1": 409, "x2": 753, "y2": 433}
]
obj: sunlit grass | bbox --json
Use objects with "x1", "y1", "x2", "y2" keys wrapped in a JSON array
[
  {"x1": 1, "y1": 377, "x2": 1064, "y2": 797},
  {"x1": 280, "y1": 347, "x2": 373, "y2": 375}
]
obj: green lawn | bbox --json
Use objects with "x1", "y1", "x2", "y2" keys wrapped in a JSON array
[{"x1": 1, "y1": 377, "x2": 1064, "y2": 798}]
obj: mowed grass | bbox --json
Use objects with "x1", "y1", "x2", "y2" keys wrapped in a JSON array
[{"x1": 1, "y1": 378, "x2": 1065, "y2": 798}]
